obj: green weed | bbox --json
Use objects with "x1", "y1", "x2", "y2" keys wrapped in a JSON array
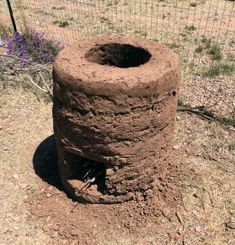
[
  {"x1": 0, "y1": 23, "x2": 12, "y2": 38},
  {"x1": 0, "y1": 73, "x2": 4, "y2": 82},
  {"x1": 185, "y1": 25, "x2": 197, "y2": 32},
  {"x1": 227, "y1": 53, "x2": 235, "y2": 62},
  {"x1": 223, "y1": 117, "x2": 235, "y2": 127},
  {"x1": 204, "y1": 62, "x2": 235, "y2": 77},
  {"x1": 208, "y1": 44, "x2": 222, "y2": 60},
  {"x1": 100, "y1": 16, "x2": 112, "y2": 24},
  {"x1": 194, "y1": 45, "x2": 203, "y2": 53},
  {"x1": 52, "y1": 6, "x2": 66, "y2": 10},
  {"x1": 167, "y1": 43, "x2": 181, "y2": 49},
  {"x1": 228, "y1": 142, "x2": 235, "y2": 151},
  {"x1": 134, "y1": 29, "x2": 147, "y2": 37},
  {"x1": 106, "y1": 0, "x2": 119, "y2": 7},
  {"x1": 53, "y1": 20, "x2": 69, "y2": 27},
  {"x1": 229, "y1": 39, "x2": 235, "y2": 47},
  {"x1": 195, "y1": 37, "x2": 223, "y2": 61},
  {"x1": 201, "y1": 37, "x2": 212, "y2": 49},
  {"x1": 190, "y1": 2, "x2": 197, "y2": 7},
  {"x1": 179, "y1": 32, "x2": 187, "y2": 37}
]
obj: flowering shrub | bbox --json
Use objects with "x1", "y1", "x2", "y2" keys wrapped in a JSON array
[{"x1": 4, "y1": 30, "x2": 63, "y2": 65}]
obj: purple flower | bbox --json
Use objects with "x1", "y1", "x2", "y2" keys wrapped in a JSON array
[{"x1": 3, "y1": 29, "x2": 63, "y2": 66}]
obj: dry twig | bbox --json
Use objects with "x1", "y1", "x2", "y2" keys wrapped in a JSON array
[
  {"x1": 39, "y1": 72, "x2": 53, "y2": 97},
  {"x1": 0, "y1": 54, "x2": 51, "y2": 72},
  {"x1": 28, "y1": 75, "x2": 48, "y2": 93}
]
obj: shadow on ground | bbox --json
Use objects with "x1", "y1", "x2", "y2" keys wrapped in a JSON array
[{"x1": 33, "y1": 135, "x2": 62, "y2": 190}]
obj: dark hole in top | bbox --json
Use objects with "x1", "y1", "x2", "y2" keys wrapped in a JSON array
[{"x1": 85, "y1": 43, "x2": 152, "y2": 68}]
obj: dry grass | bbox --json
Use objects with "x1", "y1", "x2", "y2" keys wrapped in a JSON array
[
  {"x1": 0, "y1": 0, "x2": 235, "y2": 244},
  {"x1": 1, "y1": 0, "x2": 235, "y2": 49}
]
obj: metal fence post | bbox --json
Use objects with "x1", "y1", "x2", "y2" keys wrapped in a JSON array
[{"x1": 6, "y1": 0, "x2": 17, "y2": 32}]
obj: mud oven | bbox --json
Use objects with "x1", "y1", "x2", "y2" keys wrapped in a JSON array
[{"x1": 52, "y1": 36, "x2": 180, "y2": 204}]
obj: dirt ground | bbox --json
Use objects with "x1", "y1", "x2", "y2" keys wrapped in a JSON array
[
  {"x1": 0, "y1": 1, "x2": 234, "y2": 244},
  {"x1": 0, "y1": 72, "x2": 234, "y2": 244},
  {"x1": 1, "y1": 0, "x2": 235, "y2": 50}
]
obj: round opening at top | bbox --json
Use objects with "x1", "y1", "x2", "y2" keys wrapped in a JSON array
[{"x1": 85, "y1": 43, "x2": 152, "y2": 68}]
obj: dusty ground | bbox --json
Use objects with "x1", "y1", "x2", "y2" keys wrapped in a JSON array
[
  {"x1": 0, "y1": 70, "x2": 234, "y2": 244},
  {"x1": 0, "y1": 1, "x2": 234, "y2": 244},
  {"x1": 1, "y1": 0, "x2": 235, "y2": 50}
]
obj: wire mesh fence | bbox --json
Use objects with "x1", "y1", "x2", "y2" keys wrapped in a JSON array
[
  {"x1": 1, "y1": 0, "x2": 235, "y2": 60},
  {"x1": 0, "y1": 1, "x2": 235, "y2": 125}
]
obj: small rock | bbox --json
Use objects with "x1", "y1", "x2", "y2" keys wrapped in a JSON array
[
  {"x1": 225, "y1": 220, "x2": 235, "y2": 229},
  {"x1": 158, "y1": 185, "x2": 164, "y2": 192},
  {"x1": 106, "y1": 168, "x2": 114, "y2": 176},
  {"x1": 46, "y1": 193, "x2": 52, "y2": 198},
  {"x1": 53, "y1": 225, "x2": 59, "y2": 231},
  {"x1": 13, "y1": 174, "x2": 19, "y2": 180},
  {"x1": 193, "y1": 192, "x2": 200, "y2": 198},
  {"x1": 194, "y1": 224, "x2": 202, "y2": 232},
  {"x1": 144, "y1": 189, "x2": 154, "y2": 199},
  {"x1": 173, "y1": 144, "x2": 180, "y2": 150},
  {"x1": 177, "y1": 227, "x2": 184, "y2": 235},
  {"x1": 19, "y1": 183, "x2": 27, "y2": 189},
  {"x1": 161, "y1": 207, "x2": 173, "y2": 221},
  {"x1": 71, "y1": 229, "x2": 77, "y2": 236},
  {"x1": 51, "y1": 231, "x2": 58, "y2": 238},
  {"x1": 168, "y1": 231, "x2": 184, "y2": 241}
]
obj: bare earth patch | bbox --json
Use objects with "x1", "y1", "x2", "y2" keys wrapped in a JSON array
[{"x1": 0, "y1": 82, "x2": 234, "y2": 244}]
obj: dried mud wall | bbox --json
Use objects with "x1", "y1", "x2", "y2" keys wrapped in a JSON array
[{"x1": 53, "y1": 36, "x2": 180, "y2": 203}]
